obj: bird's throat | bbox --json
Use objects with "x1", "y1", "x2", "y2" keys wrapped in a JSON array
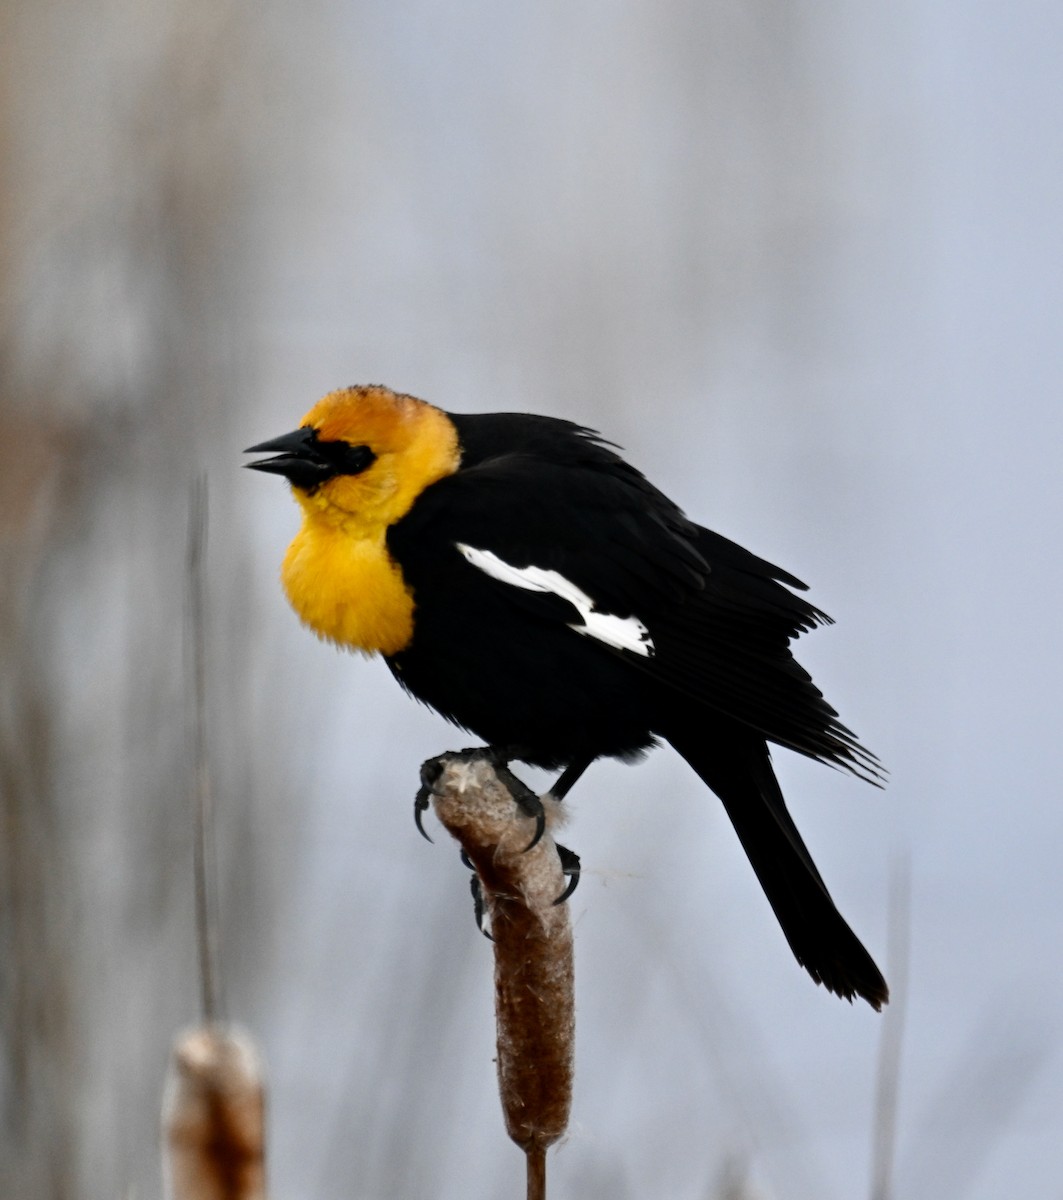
[{"x1": 281, "y1": 516, "x2": 414, "y2": 656}]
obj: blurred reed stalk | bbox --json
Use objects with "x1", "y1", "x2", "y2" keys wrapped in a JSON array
[
  {"x1": 186, "y1": 477, "x2": 222, "y2": 1027},
  {"x1": 869, "y1": 854, "x2": 911, "y2": 1200},
  {"x1": 425, "y1": 754, "x2": 575, "y2": 1200},
  {"x1": 3, "y1": 0, "x2": 266, "y2": 1188},
  {"x1": 162, "y1": 481, "x2": 267, "y2": 1200}
]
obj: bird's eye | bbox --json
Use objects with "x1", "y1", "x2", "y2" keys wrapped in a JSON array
[
  {"x1": 307, "y1": 435, "x2": 376, "y2": 478},
  {"x1": 334, "y1": 443, "x2": 376, "y2": 476}
]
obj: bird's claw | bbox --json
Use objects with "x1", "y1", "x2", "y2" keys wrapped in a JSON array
[
  {"x1": 470, "y1": 872, "x2": 493, "y2": 940},
  {"x1": 523, "y1": 806, "x2": 547, "y2": 853},
  {"x1": 413, "y1": 785, "x2": 434, "y2": 842},
  {"x1": 415, "y1": 756, "x2": 449, "y2": 843},
  {"x1": 492, "y1": 760, "x2": 547, "y2": 851},
  {"x1": 554, "y1": 843, "x2": 581, "y2": 905}
]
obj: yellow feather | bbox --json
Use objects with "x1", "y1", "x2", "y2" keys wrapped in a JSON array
[{"x1": 279, "y1": 386, "x2": 460, "y2": 655}]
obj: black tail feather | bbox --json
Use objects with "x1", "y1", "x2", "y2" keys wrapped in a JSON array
[{"x1": 667, "y1": 725, "x2": 888, "y2": 1010}]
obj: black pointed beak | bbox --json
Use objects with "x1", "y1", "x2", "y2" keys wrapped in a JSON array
[{"x1": 244, "y1": 427, "x2": 333, "y2": 489}]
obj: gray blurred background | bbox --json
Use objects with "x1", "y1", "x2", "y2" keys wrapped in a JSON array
[{"x1": 3, "y1": 2, "x2": 1060, "y2": 1197}]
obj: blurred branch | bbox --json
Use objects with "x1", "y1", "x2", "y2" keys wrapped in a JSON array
[
  {"x1": 423, "y1": 753, "x2": 574, "y2": 1200},
  {"x1": 186, "y1": 476, "x2": 222, "y2": 1025},
  {"x1": 160, "y1": 481, "x2": 268, "y2": 1199},
  {"x1": 0, "y1": 396, "x2": 82, "y2": 1200}
]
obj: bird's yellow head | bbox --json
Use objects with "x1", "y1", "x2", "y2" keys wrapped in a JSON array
[
  {"x1": 245, "y1": 384, "x2": 461, "y2": 535},
  {"x1": 245, "y1": 385, "x2": 461, "y2": 656}
]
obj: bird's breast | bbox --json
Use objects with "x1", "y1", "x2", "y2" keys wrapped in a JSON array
[{"x1": 281, "y1": 519, "x2": 415, "y2": 656}]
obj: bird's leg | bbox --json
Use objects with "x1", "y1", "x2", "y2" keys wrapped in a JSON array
[
  {"x1": 486, "y1": 747, "x2": 594, "y2": 839},
  {"x1": 547, "y1": 755, "x2": 593, "y2": 803}
]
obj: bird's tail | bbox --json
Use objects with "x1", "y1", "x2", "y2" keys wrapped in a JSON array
[{"x1": 666, "y1": 724, "x2": 888, "y2": 1009}]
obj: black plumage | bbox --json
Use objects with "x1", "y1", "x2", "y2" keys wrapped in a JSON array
[
  {"x1": 387, "y1": 412, "x2": 886, "y2": 1007},
  {"x1": 247, "y1": 391, "x2": 888, "y2": 1009}
]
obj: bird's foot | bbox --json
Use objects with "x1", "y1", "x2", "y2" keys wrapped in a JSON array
[
  {"x1": 415, "y1": 747, "x2": 545, "y2": 846},
  {"x1": 419, "y1": 749, "x2": 580, "y2": 924},
  {"x1": 417, "y1": 746, "x2": 586, "y2": 854},
  {"x1": 465, "y1": 838, "x2": 577, "y2": 930},
  {"x1": 489, "y1": 759, "x2": 547, "y2": 852}
]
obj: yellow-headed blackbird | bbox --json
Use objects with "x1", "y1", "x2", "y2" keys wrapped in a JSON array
[{"x1": 246, "y1": 385, "x2": 887, "y2": 1008}]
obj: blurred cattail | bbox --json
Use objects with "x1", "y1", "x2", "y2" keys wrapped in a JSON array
[
  {"x1": 426, "y1": 754, "x2": 575, "y2": 1200},
  {"x1": 163, "y1": 1024, "x2": 267, "y2": 1200},
  {"x1": 162, "y1": 487, "x2": 268, "y2": 1199}
]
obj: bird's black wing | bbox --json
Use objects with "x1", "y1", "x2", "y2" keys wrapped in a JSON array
[
  {"x1": 397, "y1": 435, "x2": 877, "y2": 779},
  {"x1": 645, "y1": 524, "x2": 882, "y2": 780}
]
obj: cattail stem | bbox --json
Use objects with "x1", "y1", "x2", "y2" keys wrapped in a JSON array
[
  {"x1": 425, "y1": 752, "x2": 575, "y2": 1199},
  {"x1": 526, "y1": 1144, "x2": 547, "y2": 1200}
]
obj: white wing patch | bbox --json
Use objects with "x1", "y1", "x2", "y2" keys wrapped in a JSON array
[{"x1": 456, "y1": 543, "x2": 655, "y2": 658}]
